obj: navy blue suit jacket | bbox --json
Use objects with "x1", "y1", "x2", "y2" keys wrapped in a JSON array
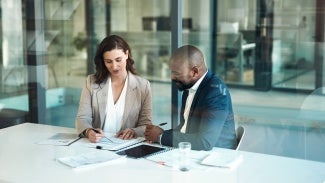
[{"x1": 161, "y1": 70, "x2": 236, "y2": 150}]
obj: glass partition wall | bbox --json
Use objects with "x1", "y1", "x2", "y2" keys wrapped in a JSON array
[
  {"x1": 109, "y1": 0, "x2": 173, "y2": 126},
  {"x1": 0, "y1": 0, "x2": 324, "y2": 163},
  {"x1": 212, "y1": 0, "x2": 325, "y2": 163}
]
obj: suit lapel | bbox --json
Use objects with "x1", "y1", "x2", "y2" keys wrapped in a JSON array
[
  {"x1": 121, "y1": 73, "x2": 137, "y2": 128},
  {"x1": 184, "y1": 71, "x2": 212, "y2": 132},
  {"x1": 96, "y1": 78, "x2": 109, "y2": 127}
]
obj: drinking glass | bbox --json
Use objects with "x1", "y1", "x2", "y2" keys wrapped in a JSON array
[{"x1": 178, "y1": 142, "x2": 191, "y2": 171}]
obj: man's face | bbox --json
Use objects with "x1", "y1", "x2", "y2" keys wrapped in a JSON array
[{"x1": 169, "y1": 60, "x2": 195, "y2": 91}]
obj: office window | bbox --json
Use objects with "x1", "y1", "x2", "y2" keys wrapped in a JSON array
[{"x1": 214, "y1": 0, "x2": 325, "y2": 162}]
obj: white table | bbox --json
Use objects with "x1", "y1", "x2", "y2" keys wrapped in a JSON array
[{"x1": 1, "y1": 123, "x2": 325, "y2": 183}]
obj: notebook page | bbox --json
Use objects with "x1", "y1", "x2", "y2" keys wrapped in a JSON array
[
  {"x1": 88, "y1": 135, "x2": 145, "y2": 151},
  {"x1": 145, "y1": 148, "x2": 210, "y2": 170}
]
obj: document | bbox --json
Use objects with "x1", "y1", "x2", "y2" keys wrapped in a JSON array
[
  {"x1": 145, "y1": 148, "x2": 211, "y2": 170},
  {"x1": 57, "y1": 151, "x2": 125, "y2": 169},
  {"x1": 88, "y1": 134, "x2": 145, "y2": 151},
  {"x1": 145, "y1": 147, "x2": 242, "y2": 170},
  {"x1": 36, "y1": 133, "x2": 80, "y2": 146}
]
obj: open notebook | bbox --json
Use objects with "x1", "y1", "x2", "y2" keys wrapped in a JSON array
[
  {"x1": 145, "y1": 147, "x2": 242, "y2": 170},
  {"x1": 87, "y1": 135, "x2": 145, "y2": 151}
]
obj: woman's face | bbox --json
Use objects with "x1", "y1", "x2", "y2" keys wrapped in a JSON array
[{"x1": 103, "y1": 49, "x2": 128, "y2": 77}]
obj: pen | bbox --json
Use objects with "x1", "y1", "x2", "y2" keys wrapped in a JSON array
[
  {"x1": 90, "y1": 129, "x2": 104, "y2": 149},
  {"x1": 91, "y1": 128, "x2": 113, "y2": 143},
  {"x1": 92, "y1": 129, "x2": 100, "y2": 133},
  {"x1": 159, "y1": 122, "x2": 167, "y2": 126},
  {"x1": 144, "y1": 158, "x2": 172, "y2": 167}
]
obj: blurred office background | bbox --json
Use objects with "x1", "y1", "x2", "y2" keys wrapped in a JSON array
[{"x1": 0, "y1": 0, "x2": 324, "y2": 163}]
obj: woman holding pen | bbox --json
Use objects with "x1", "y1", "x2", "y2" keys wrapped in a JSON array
[{"x1": 75, "y1": 35, "x2": 152, "y2": 142}]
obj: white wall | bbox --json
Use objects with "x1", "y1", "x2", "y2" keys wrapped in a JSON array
[
  {"x1": 183, "y1": 0, "x2": 210, "y2": 31},
  {"x1": 111, "y1": 0, "x2": 128, "y2": 31}
]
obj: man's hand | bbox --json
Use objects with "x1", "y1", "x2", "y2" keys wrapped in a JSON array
[{"x1": 144, "y1": 125, "x2": 163, "y2": 143}]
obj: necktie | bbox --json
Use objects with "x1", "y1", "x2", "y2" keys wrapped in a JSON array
[
  {"x1": 182, "y1": 90, "x2": 189, "y2": 108},
  {"x1": 180, "y1": 90, "x2": 189, "y2": 133}
]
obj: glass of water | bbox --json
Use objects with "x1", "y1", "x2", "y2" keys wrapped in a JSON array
[{"x1": 178, "y1": 142, "x2": 191, "y2": 171}]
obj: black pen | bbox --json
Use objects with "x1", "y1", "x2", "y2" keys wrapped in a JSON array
[
  {"x1": 159, "y1": 122, "x2": 167, "y2": 126},
  {"x1": 92, "y1": 129, "x2": 100, "y2": 133},
  {"x1": 89, "y1": 129, "x2": 103, "y2": 149},
  {"x1": 91, "y1": 128, "x2": 112, "y2": 142}
]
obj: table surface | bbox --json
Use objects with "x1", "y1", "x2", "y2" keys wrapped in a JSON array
[{"x1": 1, "y1": 123, "x2": 325, "y2": 183}]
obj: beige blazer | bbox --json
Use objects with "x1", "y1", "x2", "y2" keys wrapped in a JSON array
[{"x1": 75, "y1": 72, "x2": 152, "y2": 137}]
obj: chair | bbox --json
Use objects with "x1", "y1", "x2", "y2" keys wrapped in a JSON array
[
  {"x1": 0, "y1": 108, "x2": 28, "y2": 129},
  {"x1": 217, "y1": 33, "x2": 242, "y2": 81},
  {"x1": 236, "y1": 126, "x2": 245, "y2": 150}
]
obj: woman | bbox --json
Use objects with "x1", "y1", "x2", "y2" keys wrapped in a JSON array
[{"x1": 75, "y1": 35, "x2": 152, "y2": 142}]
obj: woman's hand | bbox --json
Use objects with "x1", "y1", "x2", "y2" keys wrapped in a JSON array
[
  {"x1": 115, "y1": 128, "x2": 137, "y2": 140},
  {"x1": 86, "y1": 128, "x2": 104, "y2": 143}
]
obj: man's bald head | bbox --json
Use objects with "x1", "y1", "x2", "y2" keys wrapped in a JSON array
[{"x1": 169, "y1": 45, "x2": 208, "y2": 91}]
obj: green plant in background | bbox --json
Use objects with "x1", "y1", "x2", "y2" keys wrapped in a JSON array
[{"x1": 72, "y1": 32, "x2": 87, "y2": 51}]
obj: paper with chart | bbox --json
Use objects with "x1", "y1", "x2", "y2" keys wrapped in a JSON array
[
  {"x1": 88, "y1": 134, "x2": 145, "y2": 151},
  {"x1": 57, "y1": 150, "x2": 125, "y2": 169},
  {"x1": 36, "y1": 133, "x2": 80, "y2": 146}
]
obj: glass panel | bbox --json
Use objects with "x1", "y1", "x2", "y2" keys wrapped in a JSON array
[
  {"x1": 0, "y1": 0, "x2": 29, "y2": 129},
  {"x1": 109, "y1": 0, "x2": 172, "y2": 126},
  {"x1": 42, "y1": 0, "x2": 87, "y2": 127},
  {"x1": 212, "y1": 0, "x2": 325, "y2": 164},
  {"x1": 215, "y1": 0, "x2": 256, "y2": 86},
  {"x1": 182, "y1": 0, "x2": 211, "y2": 68},
  {"x1": 272, "y1": 0, "x2": 317, "y2": 90}
]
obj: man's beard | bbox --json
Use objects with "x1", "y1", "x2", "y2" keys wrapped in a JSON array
[{"x1": 173, "y1": 80, "x2": 195, "y2": 91}]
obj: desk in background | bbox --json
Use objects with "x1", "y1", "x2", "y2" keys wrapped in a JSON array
[
  {"x1": 217, "y1": 33, "x2": 255, "y2": 83},
  {"x1": 0, "y1": 123, "x2": 324, "y2": 183}
]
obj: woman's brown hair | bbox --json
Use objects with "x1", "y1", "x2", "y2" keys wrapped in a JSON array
[{"x1": 94, "y1": 35, "x2": 137, "y2": 84}]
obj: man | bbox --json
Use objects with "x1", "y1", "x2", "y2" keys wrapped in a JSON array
[{"x1": 144, "y1": 45, "x2": 236, "y2": 151}]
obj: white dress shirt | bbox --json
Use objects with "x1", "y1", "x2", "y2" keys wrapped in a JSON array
[
  {"x1": 180, "y1": 71, "x2": 208, "y2": 133},
  {"x1": 103, "y1": 76, "x2": 128, "y2": 133}
]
